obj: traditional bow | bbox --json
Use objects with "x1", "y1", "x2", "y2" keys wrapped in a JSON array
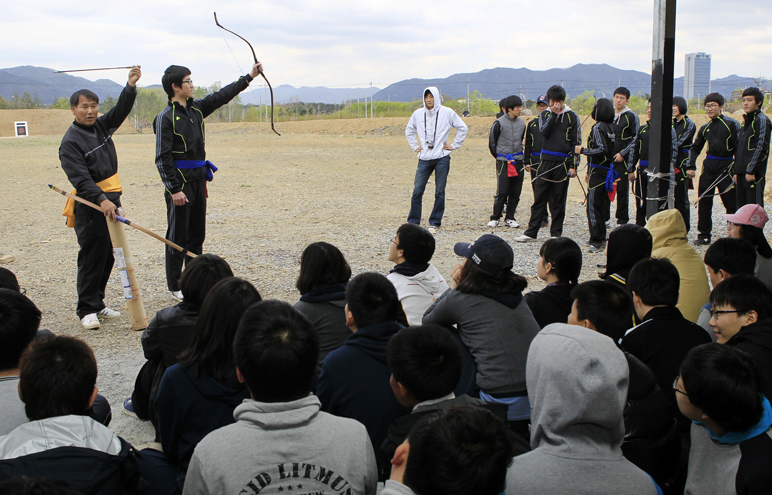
[{"x1": 214, "y1": 12, "x2": 280, "y2": 136}]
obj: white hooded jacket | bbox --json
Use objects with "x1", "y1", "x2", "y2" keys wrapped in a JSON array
[{"x1": 405, "y1": 87, "x2": 468, "y2": 161}]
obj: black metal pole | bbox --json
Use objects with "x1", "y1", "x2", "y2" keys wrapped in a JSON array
[{"x1": 648, "y1": 0, "x2": 677, "y2": 219}]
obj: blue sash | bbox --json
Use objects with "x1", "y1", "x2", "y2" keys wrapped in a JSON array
[
  {"x1": 531, "y1": 152, "x2": 541, "y2": 157},
  {"x1": 679, "y1": 148, "x2": 690, "y2": 154},
  {"x1": 639, "y1": 160, "x2": 649, "y2": 168},
  {"x1": 497, "y1": 152, "x2": 524, "y2": 162},
  {"x1": 174, "y1": 160, "x2": 218, "y2": 181},
  {"x1": 706, "y1": 155, "x2": 733, "y2": 161},
  {"x1": 589, "y1": 163, "x2": 620, "y2": 192},
  {"x1": 541, "y1": 150, "x2": 570, "y2": 158}
]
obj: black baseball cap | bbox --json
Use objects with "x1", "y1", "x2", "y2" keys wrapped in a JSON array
[{"x1": 454, "y1": 234, "x2": 514, "y2": 276}]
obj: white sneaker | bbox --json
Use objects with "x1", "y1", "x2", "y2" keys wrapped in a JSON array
[
  {"x1": 487, "y1": 220, "x2": 499, "y2": 228},
  {"x1": 98, "y1": 307, "x2": 120, "y2": 319},
  {"x1": 515, "y1": 234, "x2": 536, "y2": 243},
  {"x1": 81, "y1": 313, "x2": 100, "y2": 330},
  {"x1": 428, "y1": 226, "x2": 439, "y2": 234},
  {"x1": 505, "y1": 219, "x2": 520, "y2": 228},
  {"x1": 171, "y1": 290, "x2": 184, "y2": 300}
]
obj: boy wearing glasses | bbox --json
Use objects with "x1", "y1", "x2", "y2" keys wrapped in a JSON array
[
  {"x1": 689, "y1": 93, "x2": 740, "y2": 246},
  {"x1": 154, "y1": 63, "x2": 261, "y2": 299}
]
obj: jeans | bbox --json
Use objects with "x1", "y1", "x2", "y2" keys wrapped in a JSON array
[{"x1": 408, "y1": 155, "x2": 450, "y2": 227}]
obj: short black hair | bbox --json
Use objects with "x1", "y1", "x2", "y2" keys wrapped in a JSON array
[
  {"x1": 742, "y1": 87, "x2": 764, "y2": 106},
  {"x1": 704, "y1": 238, "x2": 757, "y2": 277},
  {"x1": 387, "y1": 325, "x2": 462, "y2": 402},
  {"x1": 673, "y1": 96, "x2": 688, "y2": 115},
  {"x1": 0, "y1": 289, "x2": 42, "y2": 370},
  {"x1": 704, "y1": 93, "x2": 725, "y2": 107},
  {"x1": 591, "y1": 98, "x2": 615, "y2": 124},
  {"x1": 498, "y1": 97, "x2": 507, "y2": 111},
  {"x1": 179, "y1": 253, "x2": 234, "y2": 311},
  {"x1": 504, "y1": 95, "x2": 523, "y2": 110},
  {"x1": 0, "y1": 267, "x2": 20, "y2": 291},
  {"x1": 680, "y1": 343, "x2": 765, "y2": 432},
  {"x1": 19, "y1": 336, "x2": 97, "y2": 420},
  {"x1": 162, "y1": 65, "x2": 192, "y2": 99},
  {"x1": 403, "y1": 405, "x2": 517, "y2": 495},
  {"x1": 457, "y1": 259, "x2": 527, "y2": 295},
  {"x1": 627, "y1": 257, "x2": 680, "y2": 307},
  {"x1": 234, "y1": 300, "x2": 318, "y2": 402},
  {"x1": 424, "y1": 89, "x2": 432, "y2": 98},
  {"x1": 546, "y1": 85, "x2": 566, "y2": 103},
  {"x1": 296, "y1": 242, "x2": 351, "y2": 294},
  {"x1": 395, "y1": 223, "x2": 436, "y2": 264},
  {"x1": 571, "y1": 281, "x2": 633, "y2": 342},
  {"x1": 346, "y1": 272, "x2": 401, "y2": 328},
  {"x1": 69, "y1": 89, "x2": 99, "y2": 107},
  {"x1": 613, "y1": 87, "x2": 631, "y2": 99},
  {"x1": 539, "y1": 237, "x2": 582, "y2": 285},
  {"x1": 710, "y1": 274, "x2": 772, "y2": 321},
  {"x1": 736, "y1": 224, "x2": 772, "y2": 258}
]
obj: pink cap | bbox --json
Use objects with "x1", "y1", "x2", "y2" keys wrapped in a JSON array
[{"x1": 725, "y1": 204, "x2": 769, "y2": 228}]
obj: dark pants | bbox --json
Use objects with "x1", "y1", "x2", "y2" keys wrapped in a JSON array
[
  {"x1": 587, "y1": 186, "x2": 609, "y2": 247},
  {"x1": 74, "y1": 197, "x2": 121, "y2": 318},
  {"x1": 134, "y1": 448, "x2": 182, "y2": 495},
  {"x1": 614, "y1": 171, "x2": 630, "y2": 223},
  {"x1": 674, "y1": 173, "x2": 691, "y2": 232},
  {"x1": 697, "y1": 170, "x2": 736, "y2": 239},
  {"x1": 491, "y1": 160, "x2": 524, "y2": 221},
  {"x1": 633, "y1": 167, "x2": 647, "y2": 226},
  {"x1": 736, "y1": 173, "x2": 765, "y2": 208},
  {"x1": 529, "y1": 164, "x2": 549, "y2": 225},
  {"x1": 165, "y1": 180, "x2": 207, "y2": 292},
  {"x1": 524, "y1": 160, "x2": 569, "y2": 238},
  {"x1": 408, "y1": 155, "x2": 450, "y2": 227},
  {"x1": 131, "y1": 357, "x2": 165, "y2": 437}
]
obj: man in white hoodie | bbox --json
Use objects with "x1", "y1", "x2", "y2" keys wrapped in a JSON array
[
  {"x1": 405, "y1": 87, "x2": 468, "y2": 233},
  {"x1": 387, "y1": 223, "x2": 449, "y2": 326}
]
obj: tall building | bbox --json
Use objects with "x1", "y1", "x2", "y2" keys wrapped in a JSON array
[{"x1": 684, "y1": 52, "x2": 711, "y2": 101}]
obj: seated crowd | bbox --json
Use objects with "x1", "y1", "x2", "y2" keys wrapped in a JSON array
[{"x1": 1, "y1": 208, "x2": 771, "y2": 495}]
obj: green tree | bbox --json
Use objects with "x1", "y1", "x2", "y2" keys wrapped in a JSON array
[
  {"x1": 51, "y1": 95, "x2": 69, "y2": 109},
  {"x1": 0, "y1": 96, "x2": 9, "y2": 109},
  {"x1": 10, "y1": 92, "x2": 20, "y2": 109},
  {"x1": 567, "y1": 90, "x2": 596, "y2": 115},
  {"x1": 129, "y1": 87, "x2": 167, "y2": 130},
  {"x1": 33, "y1": 93, "x2": 43, "y2": 109},
  {"x1": 100, "y1": 94, "x2": 117, "y2": 114},
  {"x1": 21, "y1": 92, "x2": 34, "y2": 109},
  {"x1": 466, "y1": 90, "x2": 499, "y2": 116}
]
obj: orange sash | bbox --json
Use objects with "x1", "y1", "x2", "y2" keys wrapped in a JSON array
[{"x1": 62, "y1": 174, "x2": 122, "y2": 228}]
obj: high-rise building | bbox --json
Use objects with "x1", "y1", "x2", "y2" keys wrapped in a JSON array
[{"x1": 684, "y1": 52, "x2": 711, "y2": 101}]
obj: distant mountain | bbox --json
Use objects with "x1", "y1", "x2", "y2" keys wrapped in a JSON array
[{"x1": 0, "y1": 66, "x2": 124, "y2": 104}]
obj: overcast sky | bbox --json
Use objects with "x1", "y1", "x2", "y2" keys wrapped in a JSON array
[{"x1": 4, "y1": 0, "x2": 771, "y2": 94}]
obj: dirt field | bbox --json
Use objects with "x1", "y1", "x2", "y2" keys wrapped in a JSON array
[{"x1": 0, "y1": 111, "x2": 768, "y2": 445}]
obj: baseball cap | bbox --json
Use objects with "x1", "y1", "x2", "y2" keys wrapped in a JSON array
[
  {"x1": 454, "y1": 234, "x2": 514, "y2": 276},
  {"x1": 725, "y1": 204, "x2": 768, "y2": 228},
  {"x1": 536, "y1": 95, "x2": 549, "y2": 105}
]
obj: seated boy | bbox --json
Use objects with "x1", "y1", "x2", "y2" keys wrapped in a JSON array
[
  {"x1": 385, "y1": 405, "x2": 519, "y2": 495},
  {"x1": 183, "y1": 300, "x2": 376, "y2": 495},
  {"x1": 0, "y1": 336, "x2": 144, "y2": 494},
  {"x1": 676, "y1": 343, "x2": 772, "y2": 493},
  {"x1": 381, "y1": 324, "x2": 525, "y2": 462}
]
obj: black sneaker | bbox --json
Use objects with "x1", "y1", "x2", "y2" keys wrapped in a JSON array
[{"x1": 694, "y1": 237, "x2": 711, "y2": 246}]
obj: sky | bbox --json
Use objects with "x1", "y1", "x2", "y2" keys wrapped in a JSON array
[{"x1": 3, "y1": 0, "x2": 771, "y2": 95}]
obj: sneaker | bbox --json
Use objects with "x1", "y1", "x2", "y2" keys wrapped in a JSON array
[
  {"x1": 505, "y1": 219, "x2": 520, "y2": 228},
  {"x1": 98, "y1": 307, "x2": 120, "y2": 319},
  {"x1": 605, "y1": 220, "x2": 614, "y2": 228},
  {"x1": 589, "y1": 244, "x2": 602, "y2": 253},
  {"x1": 487, "y1": 220, "x2": 499, "y2": 228},
  {"x1": 122, "y1": 397, "x2": 144, "y2": 420},
  {"x1": 428, "y1": 226, "x2": 439, "y2": 234},
  {"x1": 81, "y1": 313, "x2": 100, "y2": 330},
  {"x1": 171, "y1": 290, "x2": 184, "y2": 300},
  {"x1": 694, "y1": 237, "x2": 711, "y2": 246},
  {"x1": 515, "y1": 234, "x2": 536, "y2": 243}
]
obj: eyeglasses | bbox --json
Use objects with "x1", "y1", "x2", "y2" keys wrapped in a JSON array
[
  {"x1": 673, "y1": 376, "x2": 688, "y2": 396},
  {"x1": 709, "y1": 308, "x2": 743, "y2": 319},
  {"x1": 390, "y1": 239, "x2": 399, "y2": 248},
  {"x1": 704, "y1": 103, "x2": 720, "y2": 109},
  {"x1": 182, "y1": 79, "x2": 193, "y2": 85}
]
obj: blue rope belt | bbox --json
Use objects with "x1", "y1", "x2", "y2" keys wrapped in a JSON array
[
  {"x1": 541, "y1": 150, "x2": 570, "y2": 158},
  {"x1": 589, "y1": 163, "x2": 619, "y2": 192},
  {"x1": 706, "y1": 155, "x2": 733, "y2": 161},
  {"x1": 531, "y1": 152, "x2": 541, "y2": 157},
  {"x1": 174, "y1": 160, "x2": 218, "y2": 181},
  {"x1": 679, "y1": 148, "x2": 690, "y2": 154},
  {"x1": 639, "y1": 160, "x2": 649, "y2": 167},
  {"x1": 497, "y1": 152, "x2": 524, "y2": 162}
]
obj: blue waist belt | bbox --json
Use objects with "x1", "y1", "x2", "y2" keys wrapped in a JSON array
[
  {"x1": 174, "y1": 160, "x2": 218, "y2": 181},
  {"x1": 531, "y1": 152, "x2": 541, "y2": 157},
  {"x1": 497, "y1": 152, "x2": 524, "y2": 162},
  {"x1": 640, "y1": 160, "x2": 649, "y2": 167},
  {"x1": 706, "y1": 155, "x2": 733, "y2": 161},
  {"x1": 589, "y1": 163, "x2": 619, "y2": 192},
  {"x1": 541, "y1": 150, "x2": 570, "y2": 158},
  {"x1": 679, "y1": 148, "x2": 690, "y2": 154}
]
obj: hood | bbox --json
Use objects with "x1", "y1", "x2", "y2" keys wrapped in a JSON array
[
  {"x1": 401, "y1": 264, "x2": 445, "y2": 293},
  {"x1": 346, "y1": 321, "x2": 404, "y2": 365},
  {"x1": 181, "y1": 364, "x2": 249, "y2": 405},
  {"x1": 526, "y1": 323, "x2": 628, "y2": 457},
  {"x1": 731, "y1": 317, "x2": 772, "y2": 352},
  {"x1": 647, "y1": 209, "x2": 688, "y2": 251},
  {"x1": 604, "y1": 225, "x2": 652, "y2": 278},
  {"x1": 0, "y1": 415, "x2": 122, "y2": 459},
  {"x1": 423, "y1": 87, "x2": 442, "y2": 112},
  {"x1": 234, "y1": 395, "x2": 321, "y2": 429}
]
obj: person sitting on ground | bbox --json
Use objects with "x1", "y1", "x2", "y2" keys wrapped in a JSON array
[
  {"x1": 316, "y1": 272, "x2": 410, "y2": 480},
  {"x1": 183, "y1": 300, "x2": 377, "y2": 495},
  {"x1": 725, "y1": 203, "x2": 772, "y2": 290},
  {"x1": 125, "y1": 253, "x2": 233, "y2": 426},
  {"x1": 675, "y1": 343, "x2": 772, "y2": 494},
  {"x1": 647, "y1": 208, "x2": 710, "y2": 322},
  {"x1": 423, "y1": 234, "x2": 540, "y2": 442},
  {"x1": 569, "y1": 281, "x2": 681, "y2": 490},
  {"x1": 600, "y1": 224, "x2": 652, "y2": 287},
  {"x1": 0, "y1": 476, "x2": 83, "y2": 495},
  {"x1": 381, "y1": 324, "x2": 527, "y2": 463},
  {"x1": 524, "y1": 237, "x2": 582, "y2": 328},
  {"x1": 293, "y1": 241, "x2": 352, "y2": 380},
  {"x1": 0, "y1": 336, "x2": 145, "y2": 494},
  {"x1": 708, "y1": 274, "x2": 772, "y2": 398},
  {"x1": 506, "y1": 323, "x2": 662, "y2": 495},
  {"x1": 384, "y1": 405, "x2": 520, "y2": 495},
  {"x1": 697, "y1": 237, "x2": 757, "y2": 337},
  {"x1": 0, "y1": 267, "x2": 20, "y2": 291},
  {"x1": 144, "y1": 278, "x2": 261, "y2": 495},
  {"x1": 386, "y1": 223, "x2": 449, "y2": 327}
]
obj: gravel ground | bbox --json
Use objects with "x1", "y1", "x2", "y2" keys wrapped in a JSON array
[{"x1": 0, "y1": 117, "x2": 765, "y2": 446}]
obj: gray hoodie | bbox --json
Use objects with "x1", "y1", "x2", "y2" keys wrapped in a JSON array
[
  {"x1": 506, "y1": 324, "x2": 660, "y2": 495},
  {"x1": 183, "y1": 395, "x2": 377, "y2": 495}
]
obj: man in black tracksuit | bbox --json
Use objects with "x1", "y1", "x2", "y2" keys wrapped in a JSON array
[
  {"x1": 154, "y1": 63, "x2": 262, "y2": 297},
  {"x1": 524, "y1": 95, "x2": 549, "y2": 227},
  {"x1": 516, "y1": 85, "x2": 580, "y2": 242},
  {"x1": 488, "y1": 95, "x2": 526, "y2": 227},
  {"x1": 59, "y1": 67, "x2": 141, "y2": 329},
  {"x1": 609, "y1": 87, "x2": 639, "y2": 226},
  {"x1": 690, "y1": 93, "x2": 740, "y2": 245},
  {"x1": 672, "y1": 96, "x2": 697, "y2": 231},
  {"x1": 734, "y1": 87, "x2": 771, "y2": 208}
]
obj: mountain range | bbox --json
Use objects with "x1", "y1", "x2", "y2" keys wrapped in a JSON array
[{"x1": 0, "y1": 64, "x2": 761, "y2": 106}]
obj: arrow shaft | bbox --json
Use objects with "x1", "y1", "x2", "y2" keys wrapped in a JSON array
[{"x1": 54, "y1": 67, "x2": 134, "y2": 73}]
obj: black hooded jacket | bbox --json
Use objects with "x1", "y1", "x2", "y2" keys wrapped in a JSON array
[{"x1": 726, "y1": 318, "x2": 772, "y2": 399}]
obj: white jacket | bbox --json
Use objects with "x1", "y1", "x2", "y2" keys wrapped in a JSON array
[
  {"x1": 405, "y1": 87, "x2": 468, "y2": 161},
  {"x1": 387, "y1": 264, "x2": 449, "y2": 327}
]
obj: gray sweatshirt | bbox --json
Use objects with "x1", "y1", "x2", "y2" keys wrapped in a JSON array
[
  {"x1": 506, "y1": 323, "x2": 660, "y2": 495},
  {"x1": 183, "y1": 395, "x2": 377, "y2": 495}
]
